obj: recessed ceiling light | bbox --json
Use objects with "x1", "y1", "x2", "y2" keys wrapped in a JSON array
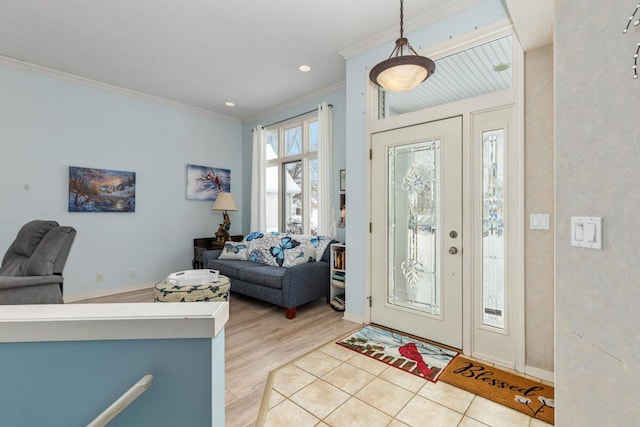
[
  {"x1": 493, "y1": 63, "x2": 511, "y2": 72},
  {"x1": 225, "y1": 101, "x2": 235, "y2": 107},
  {"x1": 298, "y1": 65, "x2": 312, "y2": 73}
]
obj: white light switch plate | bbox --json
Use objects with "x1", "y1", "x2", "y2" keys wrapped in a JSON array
[
  {"x1": 571, "y1": 216, "x2": 602, "y2": 249},
  {"x1": 530, "y1": 213, "x2": 550, "y2": 230}
]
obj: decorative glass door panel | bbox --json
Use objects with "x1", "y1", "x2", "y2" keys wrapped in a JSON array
[
  {"x1": 482, "y1": 129, "x2": 505, "y2": 329},
  {"x1": 388, "y1": 140, "x2": 442, "y2": 316},
  {"x1": 371, "y1": 116, "x2": 462, "y2": 349}
]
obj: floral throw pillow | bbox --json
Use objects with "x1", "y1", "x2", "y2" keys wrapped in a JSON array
[{"x1": 218, "y1": 242, "x2": 249, "y2": 260}]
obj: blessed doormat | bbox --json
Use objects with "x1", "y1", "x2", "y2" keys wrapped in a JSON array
[
  {"x1": 440, "y1": 356, "x2": 554, "y2": 424},
  {"x1": 336, "y1": 325, "x2": 458, "y2": 382}
]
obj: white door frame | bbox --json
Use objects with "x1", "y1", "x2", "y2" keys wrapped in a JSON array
[{"x1": 365, "y1": 24, "x2": 525, "y2": 371}]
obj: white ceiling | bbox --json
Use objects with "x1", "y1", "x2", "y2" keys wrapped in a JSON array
[{"x1": 0, "y1": 1, "x2": 552, "y2": 123}]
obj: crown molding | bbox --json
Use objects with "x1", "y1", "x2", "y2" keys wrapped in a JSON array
[
  {"x1": 241, "y1": 80, "x2": 346, "y2": 125},
  {"x1": 340, "y1": 0, "x2": 482, "y2": 60},
  {"x1": 504, "y1": 0, "x2": 553, "y2": 51},
  {"x1": 0, "y1": 54, "x2": 241, "y2": 124}
]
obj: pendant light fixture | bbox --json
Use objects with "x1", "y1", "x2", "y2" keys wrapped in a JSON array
[{"x1": 369, "y1": 0, "x2": 435, "y2": 92}]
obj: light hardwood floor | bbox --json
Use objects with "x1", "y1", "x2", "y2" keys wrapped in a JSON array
[{"x1": 78, "y1": 288, "x2": 360, "y2": 427}]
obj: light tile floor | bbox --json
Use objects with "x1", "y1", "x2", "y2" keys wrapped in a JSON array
[{"x1": 259, "y1": 343, "x2": 553, "y2": 427}]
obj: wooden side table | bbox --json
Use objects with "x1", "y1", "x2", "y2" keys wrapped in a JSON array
[{"x1": 193, "y1": 236, "x2": 243, "y2": 268}]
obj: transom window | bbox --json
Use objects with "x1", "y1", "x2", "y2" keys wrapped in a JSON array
[{"x1": 265, "y1": 114, "x2": 319, "y2": 235}]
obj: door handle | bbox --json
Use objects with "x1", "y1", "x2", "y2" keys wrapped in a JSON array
[{"x1": 448, "y1": 247, "x2": 458, "y2": 255}]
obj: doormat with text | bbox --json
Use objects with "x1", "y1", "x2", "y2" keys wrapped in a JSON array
[
  {"x1": 336, "y1": 325, "x2": 458, "y2": 382},
  {"x1": 440, "y1": 356, "x2": 554, "y2": 424}
]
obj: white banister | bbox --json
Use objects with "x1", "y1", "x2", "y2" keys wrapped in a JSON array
[{"x1": 87, "y1": 374, "x2": 153, "y2": 427}]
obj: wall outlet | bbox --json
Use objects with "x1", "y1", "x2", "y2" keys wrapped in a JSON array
[
  {"x1": 96, "y1": 273, "x2": 104, "y2": 283},
  {"x1": 129, "y1": 268, "x2": 137, "y2": 278}
]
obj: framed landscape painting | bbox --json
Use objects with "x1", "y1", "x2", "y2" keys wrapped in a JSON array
[
  {"x1": 186, "y1": 164, "x2": 231, "y2": 200},
  {"x1": 68, "y1": 166, "x2": 136, "y2": 212}
]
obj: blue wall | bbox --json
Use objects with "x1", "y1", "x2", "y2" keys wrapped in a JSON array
[
  {"x1": 0, "y1": 333, "x2": 225, "y2": 426},
  {"x1": 344, "y1": 0, "x2": 508, "y2": 320},
  {"x1": 0, "y1": 62, "x2": 243, "y2": 298},
  {"x1": 241, "y1": 89, "x2": 347, "y2": 243}
]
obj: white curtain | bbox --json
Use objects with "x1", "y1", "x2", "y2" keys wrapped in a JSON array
[
  {"x1": 250, "y1": 126, "x2": 266, "y2": 231},
  {"x1": 318, "y1": 102, "x2": 337, "y2": 237}
]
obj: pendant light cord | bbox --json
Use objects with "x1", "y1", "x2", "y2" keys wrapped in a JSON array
[{"x1": 399, "y1": 0, "x2": 404, "y2": 39}]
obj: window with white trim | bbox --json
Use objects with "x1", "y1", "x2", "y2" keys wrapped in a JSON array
[{"x1": 265, "y1": 113, "x2": 319, "y2": 235}]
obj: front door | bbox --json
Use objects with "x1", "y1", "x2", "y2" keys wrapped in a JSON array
[{"x1": 371, "y1": 116, "x2": 463, "y2": 349}]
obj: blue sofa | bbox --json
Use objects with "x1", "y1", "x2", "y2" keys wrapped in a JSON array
[{"x1": 203, "y1": 235, "x2": 335, "y2": 319}]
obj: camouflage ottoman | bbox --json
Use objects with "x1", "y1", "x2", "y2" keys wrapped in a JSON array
[{"x1": 154, "y1": 274, "x2": 231, "y2": 302}]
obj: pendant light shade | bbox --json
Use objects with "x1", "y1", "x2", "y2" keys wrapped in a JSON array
[{"x1": 369, "y1": 1, "x2": 435, "y2": 92}]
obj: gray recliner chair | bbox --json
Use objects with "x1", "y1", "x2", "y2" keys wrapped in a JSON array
[{"x1": 0, "y1": 220, "x2": 76, "y2": 304}]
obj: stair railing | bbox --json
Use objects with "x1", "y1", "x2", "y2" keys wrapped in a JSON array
[{"x1": 86, "y1": 374, "x2": 153, "y2": 427}]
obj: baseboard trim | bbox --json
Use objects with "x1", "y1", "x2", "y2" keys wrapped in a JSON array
[
  {"x1": 471, "y1": 352, "x2": 515, "y2": 370},
  {"x1": 468, "y1": 354, "x2": 554, "y2": 383},
  {"x1": 342, "y1": 312, "x2": 365, "y2": 325},
  {"x1": 64, "y1": 283, "x2": 155, "y2": 303},
  {"x1": 525, "y1": 365, "x2": 555, "y2": 383}
]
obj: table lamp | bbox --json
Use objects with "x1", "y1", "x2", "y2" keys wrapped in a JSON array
[{"x1": 212, "y1": 192, "x2": 238, "y2": 242}]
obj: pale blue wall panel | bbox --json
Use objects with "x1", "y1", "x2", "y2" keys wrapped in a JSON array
[{"x1": 0, "y1": 63, "x2": 242, "y2": 297}]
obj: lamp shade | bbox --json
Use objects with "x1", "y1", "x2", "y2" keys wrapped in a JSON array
[
  {"x1": 211, "y1": 192, "x2": 238, "y2": 211},
  {"x1": 370, "y1": 54, "x2": 435, "y2": 92}
]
